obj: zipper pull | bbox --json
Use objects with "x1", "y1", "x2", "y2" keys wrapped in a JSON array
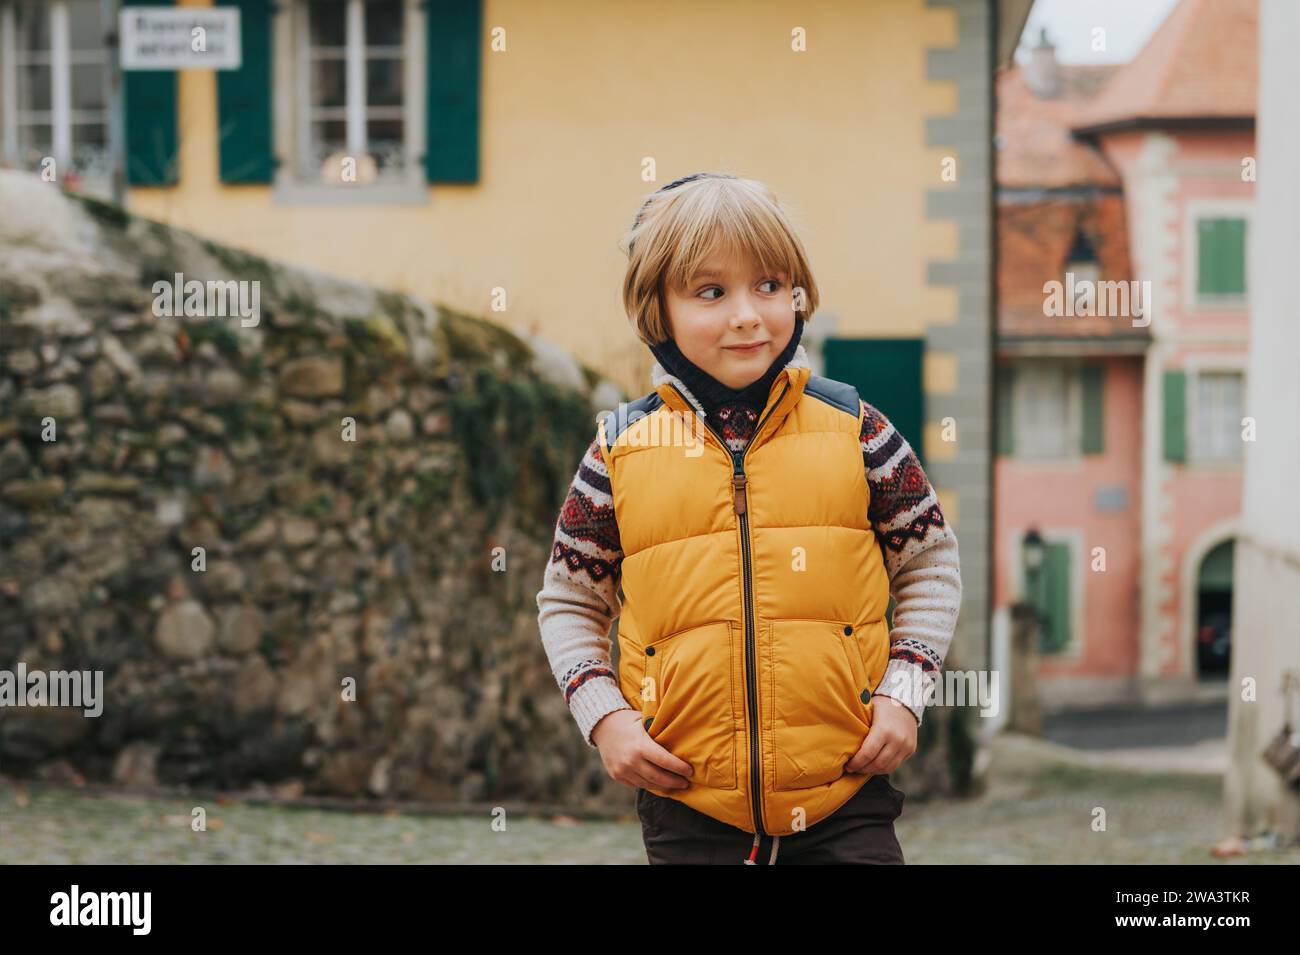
[{"x1": 732, "y1": 472, "x2": 747, "y2": 515}]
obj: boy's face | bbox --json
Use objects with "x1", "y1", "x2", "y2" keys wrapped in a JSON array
[{"x1": 663, "y1": 246, "x2": 796, "y2": 391}]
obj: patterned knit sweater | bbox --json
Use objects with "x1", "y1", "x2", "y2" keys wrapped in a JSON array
[{"x1": 535, "y1": 344, "x2": 963, "y2": 748}]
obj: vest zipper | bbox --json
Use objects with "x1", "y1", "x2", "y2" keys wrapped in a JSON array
[{"x1": 668, "y1": 379, "x2": 791, "y2": 838}]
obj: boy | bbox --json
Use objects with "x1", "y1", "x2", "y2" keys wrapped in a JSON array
[{"x1": 536, "y1": 172, "x2": 962, "y2": 864}]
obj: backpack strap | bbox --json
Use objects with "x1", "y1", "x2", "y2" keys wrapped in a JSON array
[
  {"x1": 598, "y1": 391, "x2": 665, "y2": 450},
  {"x1": 803, "y1": 374, "x2": 861, "y2": 419}
]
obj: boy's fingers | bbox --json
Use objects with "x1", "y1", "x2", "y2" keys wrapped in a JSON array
[
  {"x1": 869, "y1": 743, "x2": 898, "y2": 774},
  {"x1": 635, "y1": 763, "x2": 691, "y2": 790},
  {"x1": 846, "y1": 733, "x2": 887, "y2": 773},
  {"x1": 644, "y1": 741, "x2": 694, "y2": 779}
]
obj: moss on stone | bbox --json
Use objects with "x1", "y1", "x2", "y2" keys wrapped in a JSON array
[
  {"x1": 187, "y1": 320, "x2": 242, "y2": 357},
  {"x1": 73, "y1": 193, "x2": 131, "y2": 232},
  {"x1": 438, "y1": 311, "x2": 532, "y2": 368},
  {"x1": 447, "y1": 364, "x2": 593, "y2": 533},
  {"x1": 138, "y1": 260, "x2": 177, "y2": 295},
  {"x1": 295, "y1": 494, "x2": 334, "y2": 520},
  {"x1": 201, "y1": 239, "x2": 281, "y2": 298},
  {"x1": 405, "y1": 466, "x2": 455, "y2": 514},
  {"x1": 343, "y1": 313, "x2": 407, "y2": 359},
  {"x1": 376, "y1": 290, "x2": 418, "y2": 323}
]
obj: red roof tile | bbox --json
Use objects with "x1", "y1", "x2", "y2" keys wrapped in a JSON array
[
  {"x1": 997, "y1": 64, "x2": 1120, "y2": 188},
  {"x1": 1072, "y1": 0, "x2": 1257, "y2": 133},
  {"x1": 997, "y1": 195, "x2": 1145, "y2": 344}
]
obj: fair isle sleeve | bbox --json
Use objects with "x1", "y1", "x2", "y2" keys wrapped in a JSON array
[
  {"x1": 536, "y1": 434, "x2": 637, "y2": 748},
  {"x1": 859, "y1": 399, "x2": 963, "y2": 727}
]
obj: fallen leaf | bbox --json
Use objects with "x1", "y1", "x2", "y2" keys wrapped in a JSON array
[{"x1": 1209, "y1": 836, "x2": 1245, "y2": 857}]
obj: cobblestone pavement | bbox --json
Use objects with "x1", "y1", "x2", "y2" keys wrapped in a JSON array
[{"x1": 2, "y1": 733, "x2": 1296, "y2": 864}]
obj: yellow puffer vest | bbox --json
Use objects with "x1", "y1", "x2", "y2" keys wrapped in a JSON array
[{"x1": 597, "y1": 362, "x2": 892, "y2": 836}]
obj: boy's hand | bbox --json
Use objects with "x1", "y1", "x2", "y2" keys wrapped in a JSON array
[
  {"x1": 844, "y1": 696, "x2": 918, "y2": 775},
  {"x1": 591, "y1": 709, "x2": 695, "y2": 791}
]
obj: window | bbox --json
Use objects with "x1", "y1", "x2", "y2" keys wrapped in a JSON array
[
  {"x1": 221, "y1": 0, "x2": 477, "y2": 195},
  {"x1": 1195, "y1": 217, "x2": 1247, "y2": 302},
  {"x1": 1193, "y1": 371, "x2": 1244, "y2": 462},
  {"x1": 0, "y1": 0, "x2": 110, "y2": 197},
  {"x1": 998, "y1": 360, "x2": 1106, "y2": 459},
  {"x1": 1064, "y1": 227, "x2": 1099, "y2": 287},
  {"x1": 1012, "y1": 362, "x2": 1079, "y2": 459},
  {"x1": 294, "y1": 0, "x2": 414, "y2": 188}
]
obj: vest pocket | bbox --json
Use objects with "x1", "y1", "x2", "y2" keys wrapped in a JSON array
[
  {"x1": 640, "y1": 620, "x2": 739, "y2": 791},
  {"x1": 766, "y1": 618, "x2": 872, "y2": 792}
]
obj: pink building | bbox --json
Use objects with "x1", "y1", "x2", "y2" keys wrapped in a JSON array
[{"x1": 994, "y1": 0, "x2": 1256, "y2": 708}]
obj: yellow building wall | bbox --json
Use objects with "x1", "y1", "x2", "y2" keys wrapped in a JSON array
[{"x1": 130, "y1": 0, "x2": 958, "y2": 397}]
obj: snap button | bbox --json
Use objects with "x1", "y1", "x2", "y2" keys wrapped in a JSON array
[
  {"x1": 843, "y1": 625, "x2": 853, "y2": 636},
  {"x1": 646, "y1": 646, "x2": 655, "y2": 656},
  {"x1": 860, "y1": 688, "x2": 872, "y2": 704}
]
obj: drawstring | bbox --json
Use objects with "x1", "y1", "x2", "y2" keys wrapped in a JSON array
[{"x1": 743, "y1": 833, "x2": 782, "y2": 864}]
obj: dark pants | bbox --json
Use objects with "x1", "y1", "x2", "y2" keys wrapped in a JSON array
[{"x1": 636, "y1": 773, "x2": 906, "y2": 865}]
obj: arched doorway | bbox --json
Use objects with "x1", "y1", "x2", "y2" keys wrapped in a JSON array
[{"x1": 1194, "y1": 539, "x2": 1234, "y2": 679}]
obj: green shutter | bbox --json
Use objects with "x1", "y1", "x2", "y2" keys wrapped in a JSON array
[
  {"x1": 216, "y1": 0, "x2": 274, "y2": 183},
  {"x1": 1036, "y1": 542, "x2": 1072, "y2": 654},
  {"x1": 996, "y1": 365, "x2": 1015, "y2": 456},
  {"x1": 425, "y1": 0, "x2": 482, "y2": 183},
  {"x1": 1196, "y1": 220, "x2": 1214, "y2": 294},
  {"x1": 1080, "y1": 363, "x2": 1105, "y2": 454},
  {"x1": 824, "y1": 337, "x2": 925, "y2": 465},
  {"x1": 1221, "y1": 219, "x2": 1246, "y2": 294},
  {"x1": 1163, "y1": 370, "x2": 1187, "y2": 462},
  {"x1": 1197, "y1": 218, "x2": 1246, "y2": 296},
  {"x1": 122, "y1": 0, "x2": 178, "y2": 186}
]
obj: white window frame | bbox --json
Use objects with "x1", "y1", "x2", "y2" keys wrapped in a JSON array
[
  {"x1": 1011, "y1": 359, "x2": 1083, "y2": 463},
  {"x1": 273, "y1": 0, "x2": 427, "y2": 205},
  {"x1": 1184, "y1": 198, "x2": 1251, "y2": 312},
  {"x1": 1064, "y1": 260, "x2": 1100, "y2": 288},
  {"x1": 1185, "y1": 361, "x2": 1247, "y2": 467},
  {"x1": 0, "y1": 0, "x2": 111, "y2": 198}
]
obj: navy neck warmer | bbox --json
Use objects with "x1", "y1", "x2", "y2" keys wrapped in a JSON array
[{"x1": 650, "y1": 319, "x2": 804, "y2": 421}]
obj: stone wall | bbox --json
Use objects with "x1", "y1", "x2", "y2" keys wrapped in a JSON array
[{"x1": 0, "y1": 171, "x2": 626, "y2": 806}]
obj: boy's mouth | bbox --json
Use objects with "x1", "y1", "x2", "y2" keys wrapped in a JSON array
[{"x1": 723, "y1": 341, "x2": 769, "y2": 353}]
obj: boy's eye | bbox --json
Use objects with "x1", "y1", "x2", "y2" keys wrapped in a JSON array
[{"x1": 698, "y1": 279, "x2": 784, "y2": 300}]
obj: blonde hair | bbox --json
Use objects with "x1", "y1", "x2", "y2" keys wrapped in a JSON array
[{"x1": 620, "y1": 173, "x2": 819, "y2": 346}]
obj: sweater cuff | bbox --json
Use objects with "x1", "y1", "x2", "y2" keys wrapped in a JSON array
[
  {"x1": 570, "y1": 675, "x2": 637, "y2": 748},
  {"x1": 875, "y1": 658, "x2": 931, "y2": 727}
]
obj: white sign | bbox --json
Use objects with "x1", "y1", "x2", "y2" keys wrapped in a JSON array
[{"x1": 120, "y1": 8, "x2": 242, "y2": 71}]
